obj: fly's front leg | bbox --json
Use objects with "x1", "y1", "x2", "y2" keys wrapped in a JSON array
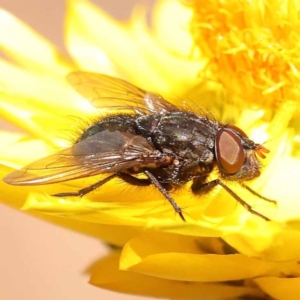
[
  {"x1": 239, "y1": 182, "x2": 277, "y2": 205},
  {"x1": 191, "y1": 178, "x2": 270, "y2": 221}
]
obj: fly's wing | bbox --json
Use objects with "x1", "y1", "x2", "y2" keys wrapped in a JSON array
[
  {"x1": 3, "y1": 131, "x2": 166, "y2": 185},
  {"x1": 67, "y1": 71, "x2": 179, "y2": 115}
]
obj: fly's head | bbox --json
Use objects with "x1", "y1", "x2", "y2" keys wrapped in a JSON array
[{"x1": 214, "y1": 124, "x2": 269, "y2": 181}]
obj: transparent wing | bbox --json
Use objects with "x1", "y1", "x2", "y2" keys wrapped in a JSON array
[
  {"x1": 3, "y1": 131, "x2": 165, "y2": 185},
  {"x1": 67, "y1": 71, "x2": 179, "y2": 115}
]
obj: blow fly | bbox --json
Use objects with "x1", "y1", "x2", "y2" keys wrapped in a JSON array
[{"x1": 3, "y1": 72, "x2": 275, "y2": 221}]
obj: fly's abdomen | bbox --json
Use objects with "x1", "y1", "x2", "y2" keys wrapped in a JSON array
[{"x1": 76, "y1": 114, "x2": 138, "y2": 143}]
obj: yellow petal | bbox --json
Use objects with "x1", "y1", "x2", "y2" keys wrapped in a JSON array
[
  {"x1": 224, "y1": 224, "x2": 300, "y2": 262},
  {"x1": 0, "y1": 59, "x2": 89, "y2": 116},
  {"x1": 0, "y1": 9, "x2": 72, "y2": 75},
  {"x1": 1, "y1": 166, "x2": 143, "y2": 245},
  {"x1": 65, "y1": 0, "x2": 119, "y2": 75},
  {"x1": 66, "y1": 0, "x2": 204, "y2": 96},
  {"x1": 254, "y1": 277, "x2": 300, "y2": 300},
  {"x1": 0, "y1": 99, "x2": 72, "y2": 145},
  {"x1": 0, "y1": 132, "x2": 52, "y2": 167},
  {"x1": 120, "y1": 232, "x2": 299, "y2": 281},
  {"x1": 0, "y1": 164, "x2": 33, "y2": 208},
  {"x1": 260, "y1": 156, "x2": 300, "y2": 221},
  {"x1": 90, "y1": 251, "x2": 264, "y2": 299},
  {"x1": 152, "y1": 0, "x2": 194, "y2": 56},
  {"x1": 130, "y1": 7, "x2": 206, "y2": 96},
  {"x1": 21, "y1": 190, "x2": 185, "y2": 227}
]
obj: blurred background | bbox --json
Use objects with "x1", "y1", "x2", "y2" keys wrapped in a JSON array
[{"x1": 0, "y1": 1, "x2": 156, "y2": 299}]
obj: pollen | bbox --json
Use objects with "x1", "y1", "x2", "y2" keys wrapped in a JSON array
[{"x1": 190, "y1": 0, "x2": 300, "y2": 116}]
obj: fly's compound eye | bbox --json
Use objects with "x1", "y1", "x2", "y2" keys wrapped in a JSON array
[
  {"x1": 215, "y1": 127, "x2": 245, "y2": 175},
  {"x1": 226, "y1": 124, "x2": 248, "y2": 138}
]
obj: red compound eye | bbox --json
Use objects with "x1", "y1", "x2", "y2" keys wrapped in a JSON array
[
  {"x1": 216, "y1": 127, "x2": 245, "y2": 175},
  {"x1": 226, "y1": 124, "x2": 248, "y2": 137}
]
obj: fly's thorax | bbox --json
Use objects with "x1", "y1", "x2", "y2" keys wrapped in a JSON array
[
  {"x1": 135, "y1": 113, "x2": 161, "y2": 138},
  {"x1": 136, "y1": 112, "x2": 217, "y2": 152}
]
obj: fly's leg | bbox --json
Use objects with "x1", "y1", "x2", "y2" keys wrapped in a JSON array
[
  {"x1": 52, "y1": 173, "x2": 152, "y2": 198},
  {"x1": 52, "y1": 174, "x2": 118, "y2": 197},
  {"x1": 144, "y1": 169, "x2": 185, "y2": 221},
  {"x1": 52, "y1": 171, "x2": 185, "y2": 221},
  {"x1": 191, "y1": 178, "x2": 270, "y2": 221},
  {"x1": 239, "y1": 183, "x2": 277, "y2": 205},
  {"x1": 117, "y1": 173, "x2": 151, "y2": 186}
]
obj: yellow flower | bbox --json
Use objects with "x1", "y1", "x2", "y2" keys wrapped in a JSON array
[{"x1": 1, "y1": 0, "x2": 300, "y2": 299}]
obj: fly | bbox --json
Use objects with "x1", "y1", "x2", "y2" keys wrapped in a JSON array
[{"x1": 3, "y1": 72, "x2": 276, "y2": 221}]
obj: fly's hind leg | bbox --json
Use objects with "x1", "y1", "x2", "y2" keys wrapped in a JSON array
[
  {"x1": 191, "y1": 177, "x2": 270, "y2": 221},
  {"x1": 53, "y1": 171, "x2": 185, "y2": 221},
  {"x1": 52, "y1": 173, "x2": 152, "y2": 198},
  {"x1": 52, "y1": 174, "x2": 118, "y2": 197}
]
